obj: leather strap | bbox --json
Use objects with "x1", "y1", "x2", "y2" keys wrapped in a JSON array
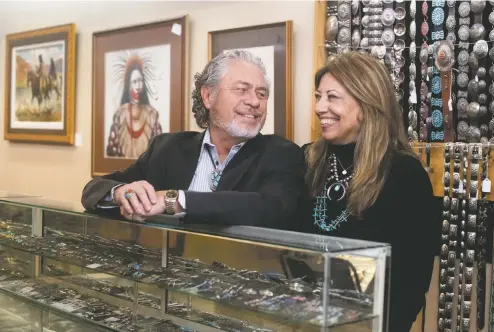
[{"x1": 441, "y1": 71, "x2": 452, "y2": 142}]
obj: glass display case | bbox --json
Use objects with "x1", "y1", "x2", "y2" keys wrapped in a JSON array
[{"x1": 0, "y1": 194, "x2": 391, "y2": 332}]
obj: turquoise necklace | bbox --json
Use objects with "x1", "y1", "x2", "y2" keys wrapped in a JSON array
[
  {"x1": 313, "y1": 153, "x2": 354, "y2": 232},
  {"x1": 206, "y1": 147, "x2": 222, "y2": 191}
]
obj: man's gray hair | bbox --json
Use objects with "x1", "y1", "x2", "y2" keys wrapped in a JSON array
[{"x1": 191, "y1": 49, "x2": 270, "y2": 129}]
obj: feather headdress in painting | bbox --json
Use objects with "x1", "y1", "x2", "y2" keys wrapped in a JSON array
[{"x1": 111, "y1": 50, "x2": 158, "y2": 102}]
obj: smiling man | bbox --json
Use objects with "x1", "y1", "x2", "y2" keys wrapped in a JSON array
[{"x1": 81, "y1": 49, "x2": 304, "y2": 229}]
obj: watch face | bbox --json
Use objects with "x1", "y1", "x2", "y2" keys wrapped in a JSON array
[{"x1": 166, "y1": 190, "x2": 178, "y2": 199}]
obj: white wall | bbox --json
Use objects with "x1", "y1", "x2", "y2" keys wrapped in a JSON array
[{"x1": 0, "y1": 1, "x2": 314, "y2": 202}]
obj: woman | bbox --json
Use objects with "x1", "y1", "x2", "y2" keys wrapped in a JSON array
[{"x1": 299, "y1": 52, "x2": 440, "y2": 332}]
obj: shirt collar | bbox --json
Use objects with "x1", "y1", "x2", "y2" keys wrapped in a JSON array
[{"x1": 203, "y1": 128, "x2": 246, "y2": 151}]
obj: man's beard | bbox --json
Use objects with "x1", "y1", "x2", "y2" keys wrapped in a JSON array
[{"x1": 210, "y1": 109, "x2": 265, "y2": 139}]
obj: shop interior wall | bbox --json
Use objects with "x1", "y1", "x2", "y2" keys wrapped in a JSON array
[{"x1": 0, "y1": 0, "x2": 314, "y2": 202}]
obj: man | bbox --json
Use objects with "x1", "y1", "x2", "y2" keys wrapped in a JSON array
[{"x1": 81, "y1": 50, "x2": 304, "y2": 229}]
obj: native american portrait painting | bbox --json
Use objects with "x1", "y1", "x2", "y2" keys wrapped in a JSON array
[
  {"x1": 92, "y1": 17, "x2": 187, "y2": 176},
  {"x1": 104, "y1": 46, "x2": 171, "y2": 159}
]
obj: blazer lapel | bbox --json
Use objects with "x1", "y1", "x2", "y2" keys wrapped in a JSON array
[
  {"x1": 216, "y1": 135, "x2": 263, "y2": 190},
  {"x1": 169, "y1": 131, "x2": 204, "y2": 190}
]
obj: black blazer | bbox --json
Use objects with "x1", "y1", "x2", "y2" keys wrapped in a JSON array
[{"x1": 81, "y1": 131, "x2": 305, "y2": 229}]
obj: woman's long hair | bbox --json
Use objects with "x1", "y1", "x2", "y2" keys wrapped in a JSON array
[{"x1": 305, "y1": 51, "x2": 415, "y2": 217}]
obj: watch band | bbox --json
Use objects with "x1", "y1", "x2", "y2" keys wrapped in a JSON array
[{"x1": 165, "y1": 199, "x2": 177, "y2": 214}]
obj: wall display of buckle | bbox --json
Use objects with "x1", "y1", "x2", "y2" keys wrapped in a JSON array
[
  {"x1": 321, "y1": 0, "x2": 494, "y2": 144},
  {"x1": 314, "y1": 2, "x2": 494, "y2": 331},
  {"x1": 0, "y1": 196, "x2": 390, "y2": 332}
]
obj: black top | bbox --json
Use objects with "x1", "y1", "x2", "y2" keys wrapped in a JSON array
[{"x1": 297, "y1": 142, "x2": 441, "y2": 332}]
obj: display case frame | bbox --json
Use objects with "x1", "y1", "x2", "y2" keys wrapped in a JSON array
[{"x1": 0, "y1": 193, "x2": 391, "y2": 332}]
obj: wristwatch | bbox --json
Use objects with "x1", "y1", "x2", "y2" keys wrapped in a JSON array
[{"x1": 165, "y1": 190, "x2": 179, "y2": 214}]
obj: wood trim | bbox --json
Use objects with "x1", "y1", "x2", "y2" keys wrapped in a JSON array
[
  {"x1": 285, "y1": 20, "x2": 294, "y2": 141},
  {"x1": 311, "y1": 0, "x2": 327, "y2": 141}
]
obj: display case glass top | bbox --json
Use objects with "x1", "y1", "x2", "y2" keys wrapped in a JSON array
[
  {"x1": 0, "y1": 195, "x2": 391, "y2": 332},
  {"x1": 0, "y1": 195, "x2": 389, "y2": 254}
]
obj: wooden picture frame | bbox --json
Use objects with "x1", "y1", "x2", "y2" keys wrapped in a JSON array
[
  {"x1": 4, "y1": 23, "x2": 76, "y2": 145},
  {"x1": 91, "y1": 16, "x2": 189, "y2": 177},
  {"x1": 208, "y1": 21, "x2": 293, "y2": 141}
]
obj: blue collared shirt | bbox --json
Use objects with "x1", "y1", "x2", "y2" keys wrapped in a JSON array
[{"x1": 179, "y1": 129, "x2": 245, "y2": 208}]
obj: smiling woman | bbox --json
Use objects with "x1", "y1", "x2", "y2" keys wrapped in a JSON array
[{"x1": 296, "y1": 51, "x2": 440, "y2": 332}]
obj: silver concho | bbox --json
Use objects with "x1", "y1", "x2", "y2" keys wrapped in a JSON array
[
  {"x1": 490, "y1": 83, "x2": 494, "y2": 96},
  {"x1": 457, "y1": 72, "x2": 469, "y2": 88},
  {"x1": 325, "y1": 16, "x2": 339, "y2": 42},
  {"x1": 419, "y1": 46, "x2": 429, "y2": 64},
  {"x1": 458, "y1": 50, "x2": 469, "y2": 66},
  {"x1": 394, "y1": 23, "x2": 406, "y2": 36},
  {"x1": 473, "y1": 40, "x2": 488, "y2": 59},
  {"x1": 338, "y1": 3, "x2": 351, "y2": 20},
  {"x1": 410, "y1": 21, "x2": 416, "y2": 39},
  {"x1": 435, "y1": 40, "x2": 455, "y2": 72},
  {"x1": 489, "y1": 47, "x2": 494, "y2": 61},
  {"x1": 489, "y1": 65, "x2": 494, "y2": 79},
  {"x1": 381, "y1": 29, "x2": 395, "y2": 47},
  {"x1": 467, "y1": 102, "x2": 480, "y2": 119},
  {"x1": 469, "y1": 53, "x2": 479, "y2": 72},
  {"x1": 470, "y1": 23, "x2": 486, "y2": 42},
  {"x1": 352, "y1": 0, "x2": 359, "y2": 15},
  {"x1": 457, "y1": 98, "x2": 469, "y2": 113},
  {"x1": 446, "y1": 32, "x2": 456, "y2": 44},
  {"x1": 410, "y1": 42, "x2": 417, "y2": 59},
  {"x1": 362, "y1": 15, "x2": 370, "y2": 28},
  {"x1": 490, "y1": 29, "x2": 494, "y2": 42},
  {"x1": 447, "y1": 0, "x2": 456, "y2": 6},
  {"x1": 446, "y1": 16, "x2": 456, "y2": 30},
  {"x1": 410, "y1": 0, "x2": 416, "y2": 17},
  {"x1": 468, "y1": 126, "x2": 481, "y2": 143},
  {"x1": 479, "y1": 93, "x2": 488, "y2": 105},
  {"x1": 470, "y1": 0, "x2": 486, "y2": 13},
  {"x1": 458, "y1": 121, "x2": 469, "y2": 136},
  {"x1": 351, "y1": 30, "x2": 361, "y2": 47},
  {"x1": 337, "y1": 27, "x2": 351, "y2": 45},
  {"x1": 490, "y1": 12, "x2": 494, "y2": 25},
  {"x1": 360, "y1": 37, "x2": 369, "y2": 49},
  {"x1": 481, "y1": 124, "x2": 489, "y2": 136},
  {"x1": 395, "y1": 7, "x2": 406, "y2": 20},
  {"x1": 458, "y1": 25, "x2": 470, "y2": 41},
  {"x1": 381, "y1": 8, "x2": 395, "y2": 26},
  {"x1": 478, "y1": 67, "x2": 487, "y2": 78},
  {"x1": 458, "y1": 2, "x2": 470, "y2": 17},
  {"x1": 394, "y1": 39, "x2": 405, "y2": 52}
]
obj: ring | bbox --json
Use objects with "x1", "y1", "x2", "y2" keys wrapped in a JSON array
[{"x1": 124, "y1": 189, "x2": 135, "y2": 200}]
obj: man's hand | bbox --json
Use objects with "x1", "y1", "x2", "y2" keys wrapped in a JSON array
[
  {"x1": 114, "y1": 181, "x2": 157, "y2": 217},
  {"x1": 119, "y1": 190, "x2": 183, "y2": 222}
]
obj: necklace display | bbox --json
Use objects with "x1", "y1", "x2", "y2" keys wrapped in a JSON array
[{"x1": 313, "y1": 153, "x2": 354, "y2": 232}]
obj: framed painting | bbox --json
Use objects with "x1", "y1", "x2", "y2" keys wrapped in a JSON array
[
  {"x1": 208, "y1": 21, "x2": 293, "y2": 140},
  {"x1": 92, "y1": 16, "x2": 188, "y2": 177},
  {"x1": 4, "y1": 23, "x2": 76, "y2": 144}
]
